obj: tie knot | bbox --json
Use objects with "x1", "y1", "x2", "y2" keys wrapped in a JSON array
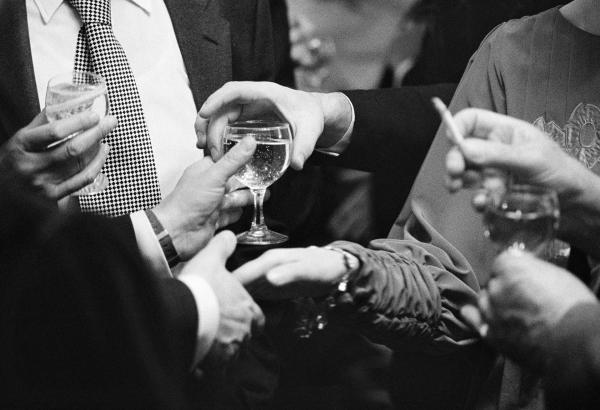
[{"x1": 69, "y1": 0, "x2": 111, "y2": 25}]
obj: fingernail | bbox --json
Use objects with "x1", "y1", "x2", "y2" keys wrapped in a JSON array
[{"x1": 240, "y1": 137, "x2": 256, "y2": 153}]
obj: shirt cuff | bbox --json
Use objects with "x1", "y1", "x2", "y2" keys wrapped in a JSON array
[
  {"x1": 315, "y1": 93, "x2": 355, "y2": 157},
  {"x1": 178, "y1": 274, "x2": 220, "y2": 369},
  {"x1": 130, "y1": 211, "x2": 172, "y2": 279}
]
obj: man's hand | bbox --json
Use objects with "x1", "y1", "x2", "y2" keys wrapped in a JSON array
[
  {"x1": 152, "y1": 137, "x2": 256, "y2": 261},
  {"x1": 445, "y1": 108, "x2": 588, "y2": 210},
  {"x1": 0, "y1": 111, "x2": 116, "y2": 199},
  {"x1": 234, "y1": 247, "x2": 351, "y2": 299},
  {"x1": 195, "y1": 81, "x2": 352, "y2": 170},
  {"x1": 179, "y1": 231, "x2": 265, "y2": 368},
  {"x1": 461, "y1": 250, "x2": 596, "y2": 370}
]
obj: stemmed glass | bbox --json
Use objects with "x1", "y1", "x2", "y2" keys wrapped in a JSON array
[
  {"x1": 45, "y1": 71, "x2": 109, "y2": 195},
  {"x1": 223, "y1": 121, "x2": 292, "y2": 245},
  {"x1": 484, "y1": 184, "x2": 560, "y2": 257}
]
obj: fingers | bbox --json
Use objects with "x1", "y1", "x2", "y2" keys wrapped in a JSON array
[
  {"x1": 221, "y1": 189, "x2": 253, "y2": 210},
  {"x1": 250, "y1": 302, "x2": 266, "y2": 333},
  {"x1": 50, "y1": 143, "x2": 110, "y2": 199},
  {"x1": 203, "y1": 136, "x2": 256, "y2": 186},
  {"x1": 446, "y1": 145, "x2": 466, "y2": 177},
  {"x1": 453, "y1": 108, "x2": 528, "y2": 141},
  {"x1": 206, "y1": 106, "x2": 243, "y2": 159},
  {"x1": 201, "y1": 230, "x2": 238, "y2": 264},
  {"x1": 23, "y1": 111, "x2": 48, "y2": 130},
  {"x1": 234, "y1": 248, "x2": 299, "y2": 286},
  {"x1": 21, "y1": 111, "x2": 101, "y2": 151},
  {"x1": 50, "y1": 115, "x2": 117, "y2": 164},
  {"x1": 265, "y1": 261, "x2": 306, "y2": 286},
  {"x1": 199, "y1": 81, "x2": 272, "y2": 118},
  {"x1": 215, "y1": 208, "x2": 243, "y2": 229},
  {"x1": 460, "y1": 304, "x2": 487, "y2": 338}
]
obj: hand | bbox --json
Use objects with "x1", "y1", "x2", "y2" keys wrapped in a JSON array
[
  {"x1": 445, "y1": 108, "x2": 588, "y2": 210},
  {"x1": 179, "y1": 231, "x2": 265, "y2": 368},
  {"x1": 233, "y1": 247, "x2": 350, "y2": 299},
  {"x1": 0, "y1": 111, "x2": 116, "y2": 199},
  {"x1": 152, "y1": 137, "x2": 256, "y2": 261},
  {"x1": 195, "y1": 81, "x2": 352, "y2": 170},
  {"x1": 461, "y1": 250, "x2": 596, "y2": 370}
]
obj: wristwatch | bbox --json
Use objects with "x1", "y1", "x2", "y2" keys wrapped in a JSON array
[
  {"x1": 145, "y1": 209, "x2": 181, "y2": 268},
  {"x1": 322, "y1": 245, "x2": 360, "y2": 294}
]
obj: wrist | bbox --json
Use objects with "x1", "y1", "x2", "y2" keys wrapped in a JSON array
[
  {"x1": 314, "y1": 91, "x2": 353, "y2": 149},
  {"x1": 322, "y1": 245, "x2": 360, "y2": 291},
  {"x1": 145, "y1": 208, "x2": 181, "y2": 268}
]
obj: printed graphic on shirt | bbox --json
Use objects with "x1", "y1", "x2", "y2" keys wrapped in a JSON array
[{"x1": 534, "y1": 103, "x2": 600, "y2": 172}]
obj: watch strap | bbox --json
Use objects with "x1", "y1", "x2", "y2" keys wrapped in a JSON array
[{"x1": 144, "y1": 209, "x2": 181, "y2": 268}]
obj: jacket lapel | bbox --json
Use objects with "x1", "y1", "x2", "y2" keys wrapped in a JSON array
[
  {"x1": 0, "y1": 0, "x2": 40, "y2": 142},
  {"x1": 163, "y1": 0, "x2": 232, "y2": 110}
]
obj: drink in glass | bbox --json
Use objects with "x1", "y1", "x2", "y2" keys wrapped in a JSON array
[
  {"x1": 45, "y1": 71, "x2": 109, "y2": 194},
  {"x1": 223, "y1": 121, "x2": 292, "y2": 245},
  {"x1": 484, "y1": 184, "x2": 559, "y2": 256}
]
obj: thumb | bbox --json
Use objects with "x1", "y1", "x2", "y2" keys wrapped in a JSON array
[
  {"x1": 199, "y1": 230, "x2": 238, "y2": 265},
  {"x1": 204, "y1": 136, "x2": 256, "y2": 186}
]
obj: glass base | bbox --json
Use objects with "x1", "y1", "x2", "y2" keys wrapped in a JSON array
[
  {"x1": 236, "y1": 228, "x2": 288, "y2": 245},
  {"x1": 72, "y1": 173, "x2": 109, "y2": 196}
]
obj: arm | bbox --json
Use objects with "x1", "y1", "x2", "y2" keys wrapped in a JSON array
[
  {"x1": 330, "y1": 212, "x2": 480, "y2": 354},
  {"x1": 335, "y1": 84, "x2": 456, "y2": 174}
]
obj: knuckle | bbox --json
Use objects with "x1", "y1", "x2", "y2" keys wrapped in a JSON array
[{"x1": 48, "y1": 123, "x2": 61, "y2": 139}]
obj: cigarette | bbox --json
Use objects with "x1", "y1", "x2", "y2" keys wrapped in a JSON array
[{"x1": 432, "y1": 97, "x2": 464, "y2": 144}]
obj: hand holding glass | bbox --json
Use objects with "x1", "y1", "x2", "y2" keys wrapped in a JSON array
[
  {"x1": 223, "y1": 121, "x2": 292, "y2": 245},
  {"x1": 45, "y1": 71, "x2": 109, "y2": 195}
]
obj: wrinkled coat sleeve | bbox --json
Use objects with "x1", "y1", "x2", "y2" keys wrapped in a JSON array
[{"x1": 329, "y1": 206, "x2": 481, "y2": 354}]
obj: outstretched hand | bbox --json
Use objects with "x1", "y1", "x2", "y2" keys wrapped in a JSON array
[
  {"x1": 180, "y1": 231, "x2": 265, "y2": 368},
  {"x1": 195, "y1": 81, "x2": 352, "y2": 170},
  {"x1": 233, "y1": 246, "x2": 350, "y2": 299}
]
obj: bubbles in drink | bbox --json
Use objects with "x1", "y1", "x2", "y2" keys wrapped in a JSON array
[{"x1": 224, "y1": 135, "x2": 291, "y2": 189}]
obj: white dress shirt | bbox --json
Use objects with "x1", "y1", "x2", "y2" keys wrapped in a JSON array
[{"x1": 27, "y1": 0, "x2": 218, "y2": 366}]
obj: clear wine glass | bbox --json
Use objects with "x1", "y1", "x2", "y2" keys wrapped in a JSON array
[
  {"x1": 484, "y1": 184, "x2": 560, "y2": 257},
  {"x1": 45, "y1": 71, "x2": 109, "y2": 195},
  {"x1": 223, "y1": 121, "x2": 292, "y2": 245}
]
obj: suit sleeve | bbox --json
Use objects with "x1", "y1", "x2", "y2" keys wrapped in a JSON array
[
  {"x1": 0, "y1": 177, "x2": 196, "y2": 408},
  {"x1": 335, "y1": 84, "x2": 456, "y2": 174}
]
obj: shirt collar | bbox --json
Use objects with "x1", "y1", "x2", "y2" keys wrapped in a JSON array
[{"x1": 33, "y1": 0, "x2": 153, "y2": 25}]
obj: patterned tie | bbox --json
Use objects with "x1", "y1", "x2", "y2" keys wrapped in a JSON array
[{"x1": 69, "y1": 0, "x2": 162, "y2": 217}]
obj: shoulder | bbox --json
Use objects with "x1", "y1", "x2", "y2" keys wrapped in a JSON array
[{"x1": 479, "y1": 7, "x2": 561, "y2": 61}]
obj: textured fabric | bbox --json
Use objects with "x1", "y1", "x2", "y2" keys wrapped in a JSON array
[{"x1": 70, "y1": 0, "x2": 161, "y2": 217}]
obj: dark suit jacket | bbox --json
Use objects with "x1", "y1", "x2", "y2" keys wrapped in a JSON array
[
  {"x1": 0, "y1": 2, "x2": 293, "y2": 408},
  {"x1": 0, "y1": 170, "x2": 198, "y2": 409},
  {"x1": 0, "y1": 0, "x2": 289, "y2": 234}
]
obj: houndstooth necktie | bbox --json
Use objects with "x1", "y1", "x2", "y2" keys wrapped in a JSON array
[{"x1": 70, "y1": 0, "x2": 162, "y2": 217}]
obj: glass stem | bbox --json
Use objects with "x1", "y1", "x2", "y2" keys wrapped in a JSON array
[{"x1": 250, "y1": 188, "x2": 268, "y2": 235}]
